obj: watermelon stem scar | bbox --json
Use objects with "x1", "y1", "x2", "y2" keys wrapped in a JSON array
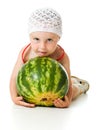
[{"x1": 40, "y1": 98, "x2": 47, "y2": 101}]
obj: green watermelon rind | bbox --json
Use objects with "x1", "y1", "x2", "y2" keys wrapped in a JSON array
[{"x1": 16, "y1": 57, "x2": 69, "y2": 106}]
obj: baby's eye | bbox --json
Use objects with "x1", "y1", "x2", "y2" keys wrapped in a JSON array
[
  {"x1": 47, "y1": 38, "x2": 53, "y2": 42},
  {"x1": 33, "y1": 38, "x2": 40, "y2": 43},
  {"x1": 33, "y1": 38, "x2": 39, "y2": 41}
]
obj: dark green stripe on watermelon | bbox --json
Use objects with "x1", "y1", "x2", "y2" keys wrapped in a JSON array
[{"x1": 16, "y1": 57, "x2": 69, "y2": 106}]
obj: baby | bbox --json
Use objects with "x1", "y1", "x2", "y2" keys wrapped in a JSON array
[{"x1": 10, "y1": 8, "x2": 89, "y2": 108}]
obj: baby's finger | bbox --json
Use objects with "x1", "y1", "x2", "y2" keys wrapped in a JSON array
[{"x1": 54, "y1": 99, "x2": 65, "y2": 108}]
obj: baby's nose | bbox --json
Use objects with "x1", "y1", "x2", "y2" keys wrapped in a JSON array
[{"x1": 40, "y1": 42, "x2": 46, "y2": 49}]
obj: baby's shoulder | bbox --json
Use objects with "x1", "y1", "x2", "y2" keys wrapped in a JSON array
[
  {"x1": 57, "y1": 45, "x2": 69, "y2": 63},
  {"x1": 56, "y1": 45, "x2": 68, "y2": 60},
  {"x1": 21, "y1": 43, "x2": 31, "y2": 63}
]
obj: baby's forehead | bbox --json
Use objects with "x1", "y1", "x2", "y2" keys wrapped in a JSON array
[{"x1": 30, "y1": 32, "x2": 59, "y2": 39}]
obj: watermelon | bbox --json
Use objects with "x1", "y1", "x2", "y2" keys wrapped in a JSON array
[{"x1": 16, "y1": 57, "x2": 69, "y2": 107}]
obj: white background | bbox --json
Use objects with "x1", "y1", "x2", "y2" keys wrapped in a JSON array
[{"x1": 0, "y1": 0, "x2": 98, "y2": 130}]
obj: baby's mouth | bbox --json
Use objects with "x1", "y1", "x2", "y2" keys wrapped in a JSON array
[{"x1": 37, "y1": 51, "x2": 47, "y2": 56}]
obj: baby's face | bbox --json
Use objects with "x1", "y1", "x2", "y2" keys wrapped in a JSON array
[{"x1": 29, "y1": 32, "x2": 60, "y2": 57}]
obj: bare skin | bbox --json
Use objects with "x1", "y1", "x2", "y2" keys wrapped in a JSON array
[{"x1": 10, "y1": 32, "x2": 80, "y2": 108}]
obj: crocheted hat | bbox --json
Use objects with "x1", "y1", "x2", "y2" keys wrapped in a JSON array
[{"x1": 28, "y1": 8, "x2": 62, "y2": 37}]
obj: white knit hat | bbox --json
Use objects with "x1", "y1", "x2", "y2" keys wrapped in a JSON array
[{"x1": 28, "y1": 8, "x2": 62, "y2": 37}]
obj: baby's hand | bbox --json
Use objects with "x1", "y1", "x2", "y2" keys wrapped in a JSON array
[
  {"x1": 13, "y1": 96, "x2": 35, "y2": 108},
  {"x1": 53, "y1": 96, "x2": 70, "y2": 108}
]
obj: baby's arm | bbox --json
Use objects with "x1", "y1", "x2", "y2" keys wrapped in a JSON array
[
  {"x1": 54, "y1": 52, "x2": 73, "y2": 108},
  {"x1": 9, "y1": 48, "x2": 35, "y2": 107}
]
